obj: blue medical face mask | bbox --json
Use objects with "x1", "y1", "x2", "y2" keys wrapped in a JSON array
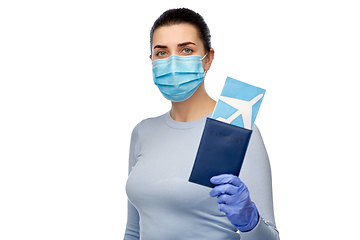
[{"x1": 152, "y1": 54, "x2": 207, "y2": 102}]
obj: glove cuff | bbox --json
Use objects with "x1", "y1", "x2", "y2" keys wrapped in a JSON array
[{"x1": 234, "y1": 202, "x2": 260, "y2": 232}]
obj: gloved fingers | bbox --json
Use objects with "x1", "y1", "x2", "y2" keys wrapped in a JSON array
[
  {"x1": 210, "y1": 174, "x2": 243, "y2": 187},
  {"x1": 216, "y1": 190, "x2": 249, "y2": 205},
  {"x1": 218, "y1": 203, "x2": 239, "y2": 215},
  {"x1": 209, "y1": 183, "x2": 239, "y2": 197}
]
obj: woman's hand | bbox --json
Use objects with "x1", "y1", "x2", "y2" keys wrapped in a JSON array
[{"x1": 209, "y1": 174, "x2": 259, "y2": 232}]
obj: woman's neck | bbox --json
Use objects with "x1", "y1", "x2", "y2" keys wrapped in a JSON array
[{"x1": 170, "y1": 82, "x2": 216, "y2": 122}]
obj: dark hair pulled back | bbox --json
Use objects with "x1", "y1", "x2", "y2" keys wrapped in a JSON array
[{"x1": 150, "y1": 8, "x2": 212, "y2": 53}]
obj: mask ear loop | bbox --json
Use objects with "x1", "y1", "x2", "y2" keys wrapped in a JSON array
[
  {"x1": 201, "y1": 53, "x2": 209, "y2": 78},
  {"x1": 200, "y1": 53, "x2": 208, "y2": 61}
]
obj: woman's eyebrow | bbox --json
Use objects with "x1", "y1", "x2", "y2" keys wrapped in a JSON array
[
  {"x1": 154, "y1": 42, "x2": 196, "y2": 49},
  {"x1": 178, "y1": 41, "x2": 196, "y2": 47},
  {"x1": 153, "y1": 45, "x2": 167, "y2": 50}
]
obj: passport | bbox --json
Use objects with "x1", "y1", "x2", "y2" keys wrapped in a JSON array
[
  {"x1": 188, "y1": 77, "x2": 265, "y2": 188},
  {"x1": 189, "y1": 118, "x2": 252, "y2": 188}
]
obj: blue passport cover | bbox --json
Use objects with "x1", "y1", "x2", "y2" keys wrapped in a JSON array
[{"x1": 189, "y1": 118, "x2": 252, "y2": 188}]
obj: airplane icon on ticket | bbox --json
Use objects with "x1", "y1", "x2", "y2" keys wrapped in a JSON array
[
  {"x1": 215, "y1": 94, "x2": 264, "y2": 130},
  {"x1": 211, "y1": 77, "x2": 266, "y2": 130}
]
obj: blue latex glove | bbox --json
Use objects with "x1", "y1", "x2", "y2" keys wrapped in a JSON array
[{"x1": 209, "y1": 174, "x2": 259, "y2": 232}]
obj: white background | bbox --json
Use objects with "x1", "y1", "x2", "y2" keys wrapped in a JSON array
[{"x1": 1, "y1": 0, "x2": 359, "y2": 239}]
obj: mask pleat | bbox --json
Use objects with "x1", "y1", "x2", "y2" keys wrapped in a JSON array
[{"x1": 152, "y1": 55, "x2": 206, "y2": 102}]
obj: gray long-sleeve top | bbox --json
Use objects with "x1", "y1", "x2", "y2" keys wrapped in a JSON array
[{"x1": 124, "y1": 112, "x2": 279, "y2": 239}]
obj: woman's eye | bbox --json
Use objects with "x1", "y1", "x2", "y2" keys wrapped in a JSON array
[
  {"x1": 156, "y1": 51, "x2": 167, "y2": 57},
  {"x1": 182, "y1": 48, "x2": 193, "y2": 54}
]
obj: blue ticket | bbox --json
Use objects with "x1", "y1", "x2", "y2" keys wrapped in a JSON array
[{"x1": 212, "y1": 77, "x2": 266, "y2": 130}]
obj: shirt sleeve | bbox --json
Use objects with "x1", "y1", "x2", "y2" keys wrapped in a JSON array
[
  {"x1": 239, "y1": 125, "x2": 280, "y2": 239},
  {"x1": 241, "y1": 217, "x2": 280, "y2": 240},
  {"x1": 123, "y1": 123, "x2": 141, "y2": 240}
]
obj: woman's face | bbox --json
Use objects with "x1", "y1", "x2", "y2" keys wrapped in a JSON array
[{"x1": 151, "y1": 23, "x2": 208, "y2": 61}]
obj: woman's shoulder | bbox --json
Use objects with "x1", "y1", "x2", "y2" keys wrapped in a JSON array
[{"x1": 131, "y1": 112, "x2": 168, "y2": 135}]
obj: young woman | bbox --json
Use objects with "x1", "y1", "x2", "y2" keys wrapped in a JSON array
[{"x1": 124, "y1": 8, "x2": 279, "y2": 240}]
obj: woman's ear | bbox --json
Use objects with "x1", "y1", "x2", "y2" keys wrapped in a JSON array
[{"x1": 203, "y1": 48, "x2": 215, "y2": 71}]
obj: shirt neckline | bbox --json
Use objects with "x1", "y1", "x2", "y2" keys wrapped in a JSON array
[{"x1": 165, "y1": 111, "x2": 213, "y2": 130}]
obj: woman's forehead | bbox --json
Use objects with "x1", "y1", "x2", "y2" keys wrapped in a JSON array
[{"x1": 152, "y1": 23, "x2": 202, "y2": 48}]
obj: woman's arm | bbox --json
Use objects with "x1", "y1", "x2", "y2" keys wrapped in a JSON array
[
  {"x1": 124, "y1": 201, "x2": 140, "y2": 240},
  {"x1": 123, "y1": 124, "x2": 141, "y2": 240},
  {"x1": 239, "y1": 125, "x2": 279, "y2": 239},
  {"x1": 210, "y1": 125, "x2": 279, "y2": 239}
]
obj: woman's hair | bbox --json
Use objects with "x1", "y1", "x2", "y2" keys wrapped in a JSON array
[{"x1": 150, "y1": 8, "x2": 211, "y2": 53}]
